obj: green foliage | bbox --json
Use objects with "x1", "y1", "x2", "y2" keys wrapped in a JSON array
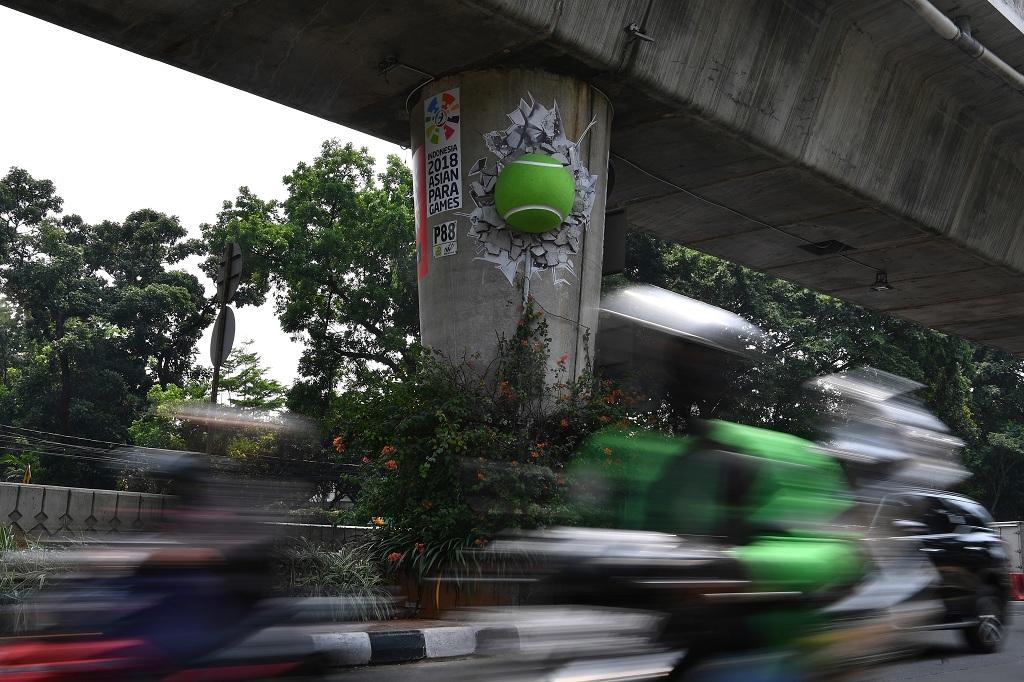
[
  {"x1": 0, "y1": 452, "x2": 40, "y2": 483},
  {"x1": 218, "y1": 340, "x2": 286, "y2": 410},
  {"x1": 623, "y1": 233, "x2": 1024, "y2": 519},
  {"x1": 127, "y1": 383, "x2": 204, "y2": 449},
  {"x1": 0, "y1": 168, "x2": 212, "y2": 487},
  {"x1": 200, "y1": 141, "x2": 417, "y2": 420},
  {"x1": 340, "y1": 301, "x2": 640, "y2": 568},
  {"x1": 273, "y1": 539, "x2": 392, "y2": 621}
]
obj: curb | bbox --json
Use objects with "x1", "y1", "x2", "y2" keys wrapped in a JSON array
[{"x1": 311, "y1": 625, "x2": 520, "y2": 667}]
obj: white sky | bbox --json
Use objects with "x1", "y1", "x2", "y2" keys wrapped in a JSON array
[{"x1": 0, "y1": 6, "x2": 402, "y2": 385}]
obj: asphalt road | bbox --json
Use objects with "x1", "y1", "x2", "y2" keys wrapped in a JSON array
[
  {"x1": 329, "y1": 603, "x2": 1024, "y2": 681},
  {"x1": 865, "y1": 602, "x2": 1024, "y2": 681}
]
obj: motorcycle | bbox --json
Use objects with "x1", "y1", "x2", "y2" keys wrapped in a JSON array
[
  {"x1": 0, "y1": 547, "x2": 326, "y2": 681},
  {"x1": 471, "y1": 525, "x2": 940, "y2": 681}
]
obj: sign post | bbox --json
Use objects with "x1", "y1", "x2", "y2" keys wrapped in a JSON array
[
  {"x1": 207, "y1": 242, "x2": 242, "y2": 455},
  {"x1": 210, "y1": 242, "x2": 242, "y2": 404}
]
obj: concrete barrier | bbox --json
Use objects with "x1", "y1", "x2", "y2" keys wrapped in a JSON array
[
  {"x1": 0, "y1": 482, "x2": 166, "y2": 538},
  {"x1": 0, "y1": 482, "x2": 368, "y2": 544}
]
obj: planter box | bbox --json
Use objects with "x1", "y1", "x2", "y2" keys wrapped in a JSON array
[{"x1": 396, "y1": 571, "x2": 538, "y2": 619}]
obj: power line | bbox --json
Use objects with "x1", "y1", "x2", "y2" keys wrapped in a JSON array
[{"x1": 0, "y1": 424, "x2": 358, "y2": 470}]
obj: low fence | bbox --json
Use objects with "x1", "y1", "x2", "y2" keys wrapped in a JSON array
[
  {"x1": 0, "y1": 482, "x2": 367, "y2": 544},
  {"x1": 0, "y1": 482, "x2": 165, "y2": 538}
]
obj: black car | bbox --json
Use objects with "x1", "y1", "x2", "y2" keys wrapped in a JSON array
[{"x1": 877, "y1": 489, "x2": 1011, "y2": 653}]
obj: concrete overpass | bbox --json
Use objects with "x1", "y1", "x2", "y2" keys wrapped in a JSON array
[{"x1": 8, "y1": 0, "x2": 1024, "y2": 355}]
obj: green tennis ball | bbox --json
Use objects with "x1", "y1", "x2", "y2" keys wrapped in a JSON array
[{"x1": 494, "y1": 153, "x2": 576, "y2": 233}]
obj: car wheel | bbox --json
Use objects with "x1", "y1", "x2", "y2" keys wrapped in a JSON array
[{"x1": 962, "y1": 586, "x2": 1005, "y2": 654}]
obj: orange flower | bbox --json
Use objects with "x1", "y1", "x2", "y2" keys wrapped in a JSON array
[
  {"x1": 521, "y1": 340, "x2": 529, "y2": 348},
  {"x1": 371, "y1": 516, "x2": 385, "y2": 526},
  {"x1": 559, "y1": 418, "x2": 569, "y2": 428},
  {"x1": 387, "y1": 551, "x2": 402, "y2": 562},
  {"x1": 537, "y1": 442, "x2": 545, "y2": 449},
  {"x1": 557, "y1": 354, "x2": 569, "y2": 366},
  {"x1": 530, "y1": 450, "x2": 539, "y2": 460},
  {"x1": 473, "y1": 538, "x2": 484, "y2": 546},
  {"x1": 384, "y1": 459, "x2": 398, "y2": 470},
  {"x1": 332, "y1": 436, "x2": 345, "y2": 453},
  {"x1": 415, "y1": 542, "x2": 426, "y2": 554},
  {"x1": 381, "y1": 444, "x2": 396, "y2": 456},
  {"x1": 477, "y1": 471, "x2": 486, "y2": 481},
  {"x1": 421, "y1": 499, "x2": 433, "y2": 510},
  {"x1": 603, "y1": 447, "x2": 612, "y2": 456}
]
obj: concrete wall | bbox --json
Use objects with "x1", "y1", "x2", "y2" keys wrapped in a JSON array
[
  {"x1": 0, "y1": 482, "x2": 165, "y2": 538},
  {"x1": 0, "y1": 482, "x2": 367, "y2": 544}
]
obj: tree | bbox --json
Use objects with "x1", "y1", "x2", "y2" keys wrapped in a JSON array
[
  {"x1": 961, "y1": 349, "x2": 1024, "y2": 519},
  {"x1": 620, "y1": 233, "x2": 1018, "y2": 516},
  {"x1": 218, "y1": 340, "x2": 287, "y2": 411},
  {"x1": 86, "y1": 209, "x2": 212, "y2": 389},
  {"x1": 0, "y1": 168, "x2": 212, "y2": 486},
  {"x1": 201, "y1": 141, "x2": 418, "y2": 418},
  {"x1": 618, "y1": 238, "x2": 976, "y2": 440}
]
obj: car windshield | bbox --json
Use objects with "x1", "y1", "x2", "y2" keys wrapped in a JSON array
[{"x1": 944, "y1": 497, "x2": 994, "y2": 526}]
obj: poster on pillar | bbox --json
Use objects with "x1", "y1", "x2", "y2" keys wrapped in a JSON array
[
  {"x1": 467, "y1": 96, "x2": 599, "y2": 287},
  {"x1": 424, "y1": 88, "x2": 463, "y2": 217}
]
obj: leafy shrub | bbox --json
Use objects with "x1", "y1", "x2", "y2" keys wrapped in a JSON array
[
  {"x1": 273, "y1": 539, "x2": 392, "y2": 621},
  {"x1": 335, "y1": 300, "x2": 642, "y2": 572}
]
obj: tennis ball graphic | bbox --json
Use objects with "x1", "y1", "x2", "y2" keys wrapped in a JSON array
[{"x1": 494, "y1": 153, "x2": 576, "y2": 233}]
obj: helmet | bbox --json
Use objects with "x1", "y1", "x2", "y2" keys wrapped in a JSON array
[{"x1": 810, "y1": 368, "x2": 967, "y2": 489}]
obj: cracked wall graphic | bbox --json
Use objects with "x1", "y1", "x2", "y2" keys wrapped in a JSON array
[{"x1": 465, "y1": 96, "x2": 599, "y2": 286}]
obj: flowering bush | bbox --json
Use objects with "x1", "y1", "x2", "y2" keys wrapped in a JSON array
[{"x1": 333, "y1": 300, "x2": 642, "y2": 573}]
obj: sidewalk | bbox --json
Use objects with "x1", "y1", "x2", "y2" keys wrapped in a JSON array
[{"x1": 308, "y1": 619, "x2": 521, "y2": 667}]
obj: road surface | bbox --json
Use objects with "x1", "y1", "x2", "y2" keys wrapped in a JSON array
[{"x1": 329, "y1": 603, "x2": 1024, "y2": 680}]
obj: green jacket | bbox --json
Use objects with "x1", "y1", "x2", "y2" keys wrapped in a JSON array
[{"x1": 572, "y1": 421, "x2": 864, "y2": 593}]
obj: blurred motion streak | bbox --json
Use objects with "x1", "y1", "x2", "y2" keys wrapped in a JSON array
[{"x1": 0, "y1": 405, "x2": 330, "y2": 679}]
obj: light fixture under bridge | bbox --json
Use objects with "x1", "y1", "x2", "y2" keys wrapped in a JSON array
[{"x1": 871, "y1": 271, "x2": 894, "y2": 292}]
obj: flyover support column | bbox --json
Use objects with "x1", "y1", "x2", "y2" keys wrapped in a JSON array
[{"x1": 411, "y1": 70, "x2": 611, "y2": 380}]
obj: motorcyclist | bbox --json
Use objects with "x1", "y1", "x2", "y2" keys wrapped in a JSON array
[
  {"x1": 0, "y1": 451, "x2": 294, "y2": 679},
  {"x1": 102, "y1": 451, "x2": 280, "y2": 663},
  {"x1": 566, "y1": 285, "x2": 963, "y2": 678}
]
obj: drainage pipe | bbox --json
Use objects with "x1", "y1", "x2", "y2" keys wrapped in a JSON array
[{"x1": 903, "y1": 0, "x2": 1024, "y2": 92}]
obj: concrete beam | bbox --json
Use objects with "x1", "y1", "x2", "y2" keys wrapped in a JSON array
[{"x1": 7, "y1": 0, "x2": 1024, "y2": 353}]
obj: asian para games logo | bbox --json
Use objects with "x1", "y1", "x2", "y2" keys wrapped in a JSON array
[{"x1": 425, "y1": 91, "x2": 460, "y2": 145}]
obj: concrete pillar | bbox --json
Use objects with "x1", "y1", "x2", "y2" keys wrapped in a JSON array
[{"x1": 411, "y1": 70, "x2": 611, "y2": 380}]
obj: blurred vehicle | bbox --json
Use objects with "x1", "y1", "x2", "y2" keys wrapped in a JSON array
[
  {"x1": 0, "y1": 449, "x2": 327, "y2": 680},
  {"x1": 873, "y1": 489, "x2": 1010, "y2": 653},
  {"x1": 471, "y1": 286, "x2": 978, "y2": 680},
  {"x1": 990, "y1": 520, "x2": 1024, "y2": 601}
]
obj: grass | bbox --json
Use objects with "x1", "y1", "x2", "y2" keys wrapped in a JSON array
[
  {"x1": 0, "y1": 526, "x2": 71, "y2": 634},
  {"x1": 274, "y1": 539, "x2": 394, "y2": 621}
]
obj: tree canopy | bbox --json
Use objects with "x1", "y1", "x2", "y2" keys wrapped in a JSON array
[
  {"x1": 2, "y1": 146, "x2": 1023, "y2": 523},
  {"x1": 200, "y1": 141, "x2": 417, "y2": 420},
  {"x1": 0, "y1": 167, "x2": 211, "y2": 486},
  {"x1": 620, "y1": 234, "x2": 1024, "y2": 519}
]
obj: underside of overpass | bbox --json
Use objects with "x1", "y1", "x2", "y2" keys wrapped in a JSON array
[{"x1": 7, "y1": 0, "x2": 1024, "y2": 354}]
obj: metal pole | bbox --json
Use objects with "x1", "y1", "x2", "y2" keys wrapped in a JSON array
[
  {"x1": 208, "y1": 242, "x2": 232, "y2": 454},
  {"x1": 210, "y1": 242, "x2": 232, "y2": 405}
]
